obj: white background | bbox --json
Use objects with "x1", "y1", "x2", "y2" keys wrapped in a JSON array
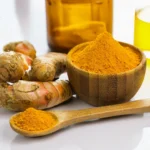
[{"x1": 1, "y1": 0, "x2": 150, "y2": 150}]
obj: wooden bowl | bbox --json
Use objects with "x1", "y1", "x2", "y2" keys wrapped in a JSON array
[{"x1": 67, "y1": 42, "x2": 146, "y2": 106}]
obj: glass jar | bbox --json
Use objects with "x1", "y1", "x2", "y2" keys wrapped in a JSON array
[
  {"x1": 46, "y1": 0, "x2": 113, "y2": 53},
  {"x1": 134, "y1": 3, "x2": 150, "y2": 58}
]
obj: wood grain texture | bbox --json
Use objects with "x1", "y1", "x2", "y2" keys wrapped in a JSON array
[
  {"x1": 10, "y1": 99, "x2": 150, "y2": 137},
  {"x1": 67, "y1": 42, "x2": 146, "y2": 106}
]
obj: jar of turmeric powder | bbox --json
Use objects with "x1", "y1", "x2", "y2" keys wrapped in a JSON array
[{"x1": 45, "y1": 0, "x2": 113, "y2": 53}]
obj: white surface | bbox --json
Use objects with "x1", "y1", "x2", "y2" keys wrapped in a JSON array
[{"x1": 0, "y1": 0, "x2": 150, "y2": 150}]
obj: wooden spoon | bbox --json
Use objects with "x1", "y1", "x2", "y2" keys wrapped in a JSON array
[{"x1": 10, "y1": 99, "x2": 150, "y2": 137}]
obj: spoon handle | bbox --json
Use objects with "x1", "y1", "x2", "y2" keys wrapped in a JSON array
[{"x1": 63, "y1": 99, "x2": 150, "y2": 124}]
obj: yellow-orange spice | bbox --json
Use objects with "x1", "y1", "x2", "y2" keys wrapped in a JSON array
[
  {"x1": 11, "y1": 108, "x2": 57, "y2": 131},
  {"x1": 72, "y1": 32, "x2": 141, "y2": 74}
]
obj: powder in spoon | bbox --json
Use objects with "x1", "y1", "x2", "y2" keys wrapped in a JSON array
[
  {"x1": 11, "y1": 108, "x2": 57, "y2": 131},
  {"x1": 72, "y1": 32, "x2": 141, "y2": 74}
]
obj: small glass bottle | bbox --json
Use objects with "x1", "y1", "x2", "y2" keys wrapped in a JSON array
[
  {"x1": 134, "y1": 1, "x2": 150, "y2": 58},
  {"x1": 46, "y1": 0, "x2": 113, "y2": 53}
]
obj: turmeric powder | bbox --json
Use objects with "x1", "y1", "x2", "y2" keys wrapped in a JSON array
[
  {"x1": 11, "y1": 108, "x2": 57, "y2": 131},
  {"x1": 72, "y1": 32, "x2": 141, "y2": 74}
]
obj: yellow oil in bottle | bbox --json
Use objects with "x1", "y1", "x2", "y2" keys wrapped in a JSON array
[
  {"x1": 134, "y1": 6, "x2": 150, "y2": 57},
  {"x1": 46, "y1": 0, "x2": 113, "y2": 53}
]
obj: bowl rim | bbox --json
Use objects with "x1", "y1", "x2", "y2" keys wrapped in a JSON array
[{"x1": 67, "y1": 41, "x2": 146, "y2": 77}]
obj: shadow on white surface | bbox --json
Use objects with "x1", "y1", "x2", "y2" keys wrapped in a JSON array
[
  {"x1": 15, "y1": 0, "x2": 31, "y2": 40},
  {"x1": 15, "y1": 0, "x2": 48, "y2": 55},
  {"x1": 134, "y1": 127, "x2": 150, "y2": 150},
  {"x1": 0, "y1": 109, "x2": 15, "y2": 120}
]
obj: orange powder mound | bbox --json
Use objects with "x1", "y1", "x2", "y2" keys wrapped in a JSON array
[
  {"x1": 72, "y1": 32, "x2": 141, "y2": 74},
  {"x1": 12, "y1": 108, "x2": 57, "y2": 131}
]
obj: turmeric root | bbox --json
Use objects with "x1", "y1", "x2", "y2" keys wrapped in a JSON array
[
  {"x1": 0, "y1": 80, "x2": 72, "y2": 111},
  {"x1": 24, "y1": 52, "x2": 66, "y2": 81},
  {"x1": 0, "y1": 52, "x2": 32, "y2": 82},
  {"x1": 3, "y1": 41, "x2": 36, "y2": 59}
]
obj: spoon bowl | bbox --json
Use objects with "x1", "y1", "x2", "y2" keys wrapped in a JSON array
[{"x1": 10, "y1": 99, "x2": 150, "y2": 137}]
